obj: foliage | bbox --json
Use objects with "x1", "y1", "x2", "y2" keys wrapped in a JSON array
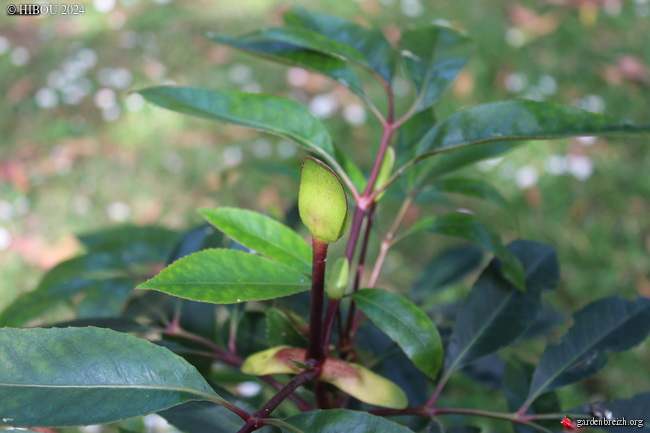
[{"x1": 2, "y1": 7, "x2": 650, "y2": 433}]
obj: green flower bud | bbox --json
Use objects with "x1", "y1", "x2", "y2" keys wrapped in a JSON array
[
  {"x1": 373, "y1": 146, "x2": 395, "y2": 201},
  {"x1": 326, "y1": 257, "x2": 350, "y2": 300},
  {"x1": 299, "y1": 157, "x2": 349, "y2": 243}
]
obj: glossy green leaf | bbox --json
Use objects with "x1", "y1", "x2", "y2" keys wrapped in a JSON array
[
  {"x1": 599, "y1": 392, "x2": 650, "y2": 433},
  {"x1": 138, "y1": 87, "x2": 339, "y2": 168},
  {"x1": 199, "y1": 208, "x2": 312, "y2": 274},
  {"x1": 412, "y1": 100, "x2": 650, "y2": 164},
  {"x1": 353, "y1": 288, "x2": 443, "y2": 380},
  {"x1": 285, "y1": 7, "x2": 395, "y2": 82},
  {"x1": 0, "y1": 252, "x2": 130, "y2": 327},
  {"x1": 420, "y1": 178, "x2": 509, "y2": 208},
  {"x1": 280, "y1": 409, "x2": 415, "y2": 433},
  {"x1": 444, "y1": 241, "x2": 559, "y2": 375},
  {"x1": 137, "y1": 249, "x2": 310, "y2": 304},
  {"x1": 0, "y1": 327, "x2": 225, "y2": 428},
  {"x1": 402, "y1": 214, "x2": 524, "y2": 289},
  {"x1": 208, "y1": 30, "x2": 366, "y2": 100},
  {"x1": 526, "y1": 296, "x2": 650, "y2": 405},
  {"x1": 400, "y1": 25, "x2": 471, "y2": 111}
]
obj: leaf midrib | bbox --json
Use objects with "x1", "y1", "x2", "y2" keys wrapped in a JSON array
[
  {"x1": 213, "y1": 216, "x2": 311, "y2": 272},
  {"x1": 445, "y1": 288, "x2": 515, "y2": 374},
  {"x1": 527, "y1": 306, "x2": 650, "y2": 402},
  {"x1": 152, "y1": 91, "x2": 333, "y2": 158},
  {"x1": 143, "y1": 282, "x2": 309, "y2": 286}
]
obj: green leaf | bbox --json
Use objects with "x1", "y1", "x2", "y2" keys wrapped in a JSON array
[
  {"x1": 78, "y1": 225, "x2": 181, "y2": 263},
  {"x1": 208, "y1": 30, "x2": 367, "y2": 101},
  {"x1": 444, "y1": 241, "x2": 559, "y2": 375},
  {"x1": 137, "y1": 86, "x2": 338, "y2": 167},
  {"x1": 503, "y1": 359, "x2": 561, "y2": 433},
  {"x1": 411, "y1": 245, "x2": 483, "y2": 304},
  {"x1": 412, "y1": 100, "x2": 650, "y2": 163},
  {"x1": 285, "y1": 7, "x2": 395, "y2": 82},
  {"x1": 396, "y1": 108, "x2": 436, "y2": 160},
  {"x1": 160, "y1": 400, "x2": 252, "y2": 433},
  {"x1": 266, "y1": 308, "x2": 307, "y2": 347},
  {"x1": 0, "y1": 327, "x2": 225, "y2": 428},
  {"x1": 137, "y1": 249, "x2": 310, "y2": 304},
  {"x1": 76, "y1": 277, "x2": 137, "y2": 318},
  {"x1": 400, "y1": 24, "x2": 472, "y2": 111},
  {"x1": 45, "y1": 317, "x2": 149, "y2": 333},
  {"x1": 402, "y1": 214, "x2": 524, "y2": 289},
  {"x1": 199, "y1": 208, "x2": 312, "y2": 274},
  {"x1": 599, "y1": 392, "x2": 650, "y2": 433},
  {"x1": 418, "y1": 141, "x2": 523, "y2": 182},
  {"x1": 0, "y1": 252, "x2": 130, "y2": 327},
  {"x1": 280, "y1": 409, "x2": 415, "y2": 433},
  {"x1": 236, "y1": 311, "x2": 269, "y2": 358},
  {"x1": 353, "y1": 289, "x2": 443, "y2": 380},
  {"x1": 420, "y1": 178, "x2": 509, "y2": 208},
  {"x1": 526, "y1": 296, "x2": 650, "y2": 405}
]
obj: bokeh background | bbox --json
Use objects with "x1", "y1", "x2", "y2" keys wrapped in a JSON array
[{"x1": 1, "y1": 0, "x2": 649, "y2": 430}]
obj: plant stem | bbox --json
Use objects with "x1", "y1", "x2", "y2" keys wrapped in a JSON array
[
  {"x1": 307, "y1": 237, "x2": 329, "y2": 363},
  {"x1": 236, "y1": 369, "x2": 321, "y2": 433},
  {"x1": 342, "y1": 206, "x2": 375, "y2": 348},
  {"x1": 344, "y1": 205, "x2": 368, "y2": 262},
  {"x1": 321, "y1": 299, "x2": 340, "y2": 355},
  {"x1": 369, "y1": 406, "x2": 554, "y2": 433},
  {"x1": 368, "y1": 191, "x2": 414, "y2": 287},
  {"x1": 163, "y1": 324, "x2": 314, "y2": 411}
]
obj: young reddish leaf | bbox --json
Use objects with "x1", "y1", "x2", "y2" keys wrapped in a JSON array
[{"x1": 241, "y1": 346, "x2": 408, "y2": 409}]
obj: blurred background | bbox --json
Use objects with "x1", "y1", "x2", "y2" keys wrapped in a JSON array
[{"x1": 1, "y1": 0, "x2": 649, "y2": 429}]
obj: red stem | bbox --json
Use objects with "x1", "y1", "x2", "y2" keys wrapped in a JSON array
[
  {"x1": 236, "y1": 369, "x2": 321, "y2": 433},
  {"x1": 307, "y1": 237, "x2": 329, "y2": 363}
]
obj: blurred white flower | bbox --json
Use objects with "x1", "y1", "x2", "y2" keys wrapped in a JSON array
[
  {"x1": 544, "y1": 154, "x2": 568, "y2": 175},
  {"x1": 343, "y1": 103, "x2": 366, "y2": 126},
  {"x1": 567, "y1": 155, "x2": 594, "y2": 181},
  {"x1": 237, "y1": 381, "x2": 262, "y2": 397},
  {"x1": 106, "y1": 201, "x2": 131, "y2": 222},
  {"x1": 10, "y1": 46, "x2": 30, "y2": 66},
  {"x1": 515, "y1": 165, "x2": 538, "y2": 189},
  {"x1": 35, "y1": 88, "x2": 58, "y2": 109},
  {"x1": 309, "y1": 93, "x2": 338, "y2": 119}
]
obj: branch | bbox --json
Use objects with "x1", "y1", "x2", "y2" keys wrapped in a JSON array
[{"x1": 237, "y1": 369, "x2": 321, "y2": 433}]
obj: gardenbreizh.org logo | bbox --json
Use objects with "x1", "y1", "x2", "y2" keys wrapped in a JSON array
[{"x1": 562, "y1": 413, "x2": 645, "y2": 430}]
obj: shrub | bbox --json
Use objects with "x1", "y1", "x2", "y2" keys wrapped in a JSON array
[{"x1": 2, "y1": 7, "x2": 649, "y2": 433}]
